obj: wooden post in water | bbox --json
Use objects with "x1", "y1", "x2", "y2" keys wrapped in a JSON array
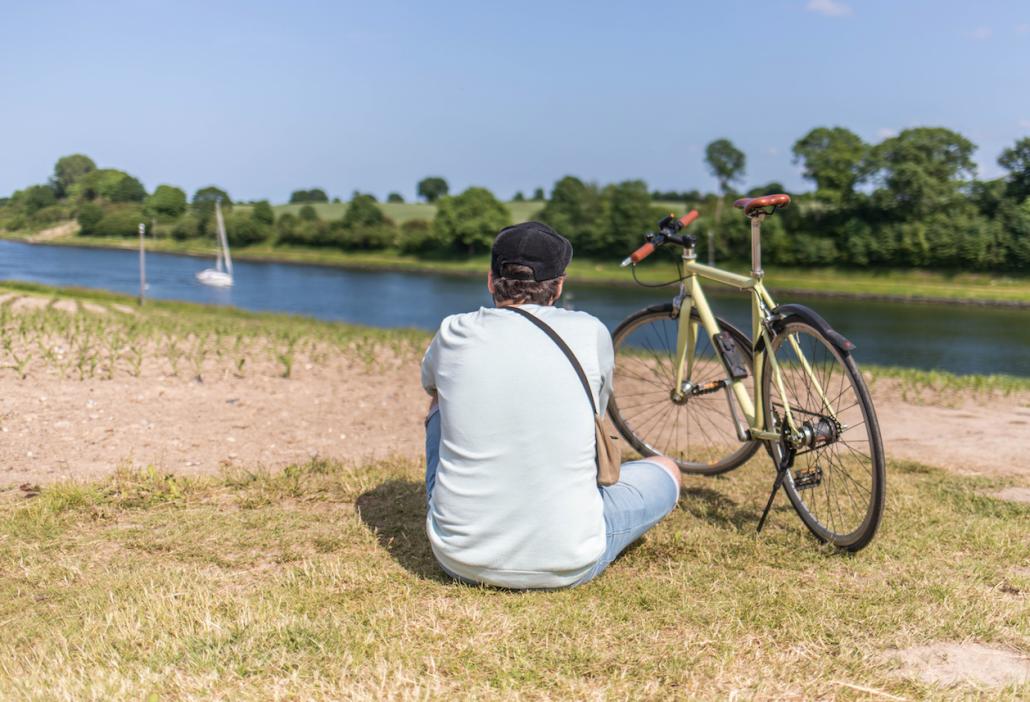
[{"x1": 138, "y1": 222, "x2": 146, "y2": 305}]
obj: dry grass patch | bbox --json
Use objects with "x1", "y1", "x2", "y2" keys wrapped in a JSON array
[{"x1": 1, "y1": 455, "x2": 1028, "y2": 700}]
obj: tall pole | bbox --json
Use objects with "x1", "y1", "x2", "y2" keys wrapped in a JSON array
[{"x1": 138, "y1": 222, "x2": 146, "y2": 305}]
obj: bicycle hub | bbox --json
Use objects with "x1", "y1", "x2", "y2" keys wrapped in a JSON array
[{"x1": 792, "y1": 417, "x2": 840, "y2": 450}]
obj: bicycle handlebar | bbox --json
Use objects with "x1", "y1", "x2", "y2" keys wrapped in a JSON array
[{"x1": 620, "y1": 210, "x2": 699, "y2": 267}]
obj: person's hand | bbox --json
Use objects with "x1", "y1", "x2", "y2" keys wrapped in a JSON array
[{"x1": 427, "y1": 391, "x2": 438, "y2": 416}]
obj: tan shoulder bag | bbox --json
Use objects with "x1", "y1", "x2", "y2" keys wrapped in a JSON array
[{"x1": 505, "y1": 307, "x2": 621, "y2": 486}]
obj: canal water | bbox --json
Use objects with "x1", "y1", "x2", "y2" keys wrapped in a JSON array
[{"x1": 1, "y1": 240, "x2": 1027, "y2": 376}]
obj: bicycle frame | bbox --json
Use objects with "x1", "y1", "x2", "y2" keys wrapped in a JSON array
[{"x1": 669, "y1": 214, "x2": 837, "y2": 444}]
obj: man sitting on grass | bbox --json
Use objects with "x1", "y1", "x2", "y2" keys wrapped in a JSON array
[{"x1": 420, "y1": 222, "x2": 681, "y2": 589}]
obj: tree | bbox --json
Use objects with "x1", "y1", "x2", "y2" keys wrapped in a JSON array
[
  {"x1": 336, "y1": 194, "x2": 396, "y2": 249},
  {"x1": 298, "y1": 205, "x2": 319, "y2": 221},
  {"x1": 537, "y1": 176, "x2": 603, "y2": 254},
  {"x1": 71, "y1": 169, "x2": 144, "y2": 202},
  {"x1": 867, "y1": 127, "x2": 976, "y2": 217},
  {"x1": 251, "y1": 200, "x2": 275, "y2": 225},
  {"x1": 704, "y1": 138, "x2": 746, "y2": 264},
  {"x1": 342, "y1": 194, "x2": 386, "y2": 228},
  {"x1": 433, "y1": 187, "x2": 510, "y2": 253},
  {"x1": 145, "y1": 185, "x2": 188, "y2": 219},
  {"x1": 532, "y1": 187, "x2": 546, "y2": 201},
  {"x1": 512, "y1": 191, "x2": 525, "y2": 202},
  {"x1": 601, "y1": 180, "x2": 664, "y2": 254},
  {"x1": 289, "y1": 188, "x2": 328, "y2": 203},
  {"x1": 999, "y1": 136, "x2": 1030, "y2": 202},
  {"x1": 417, "y1": 176, "x2": 449, "y2": 203},
  {"x1": 111, "y1": 175, "x2": 146, "y2": 202},
  {"x1": 792, "y1": 127, "x2": 867, "y2": 201},
  {"x1": 705, "y1": 138, "x2": 746, "y2": 193},
  {"x1": 387, "y1": 192, "x2": 404, "y2": 203},
  {"x1": 192, "y1": 186, "x2": 232, "y2": 232},
  {"x1": 51, "y1": 154, "x2": 96, "y2": 197}
]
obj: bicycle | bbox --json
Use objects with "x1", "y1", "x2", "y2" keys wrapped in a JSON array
[{"x1": 609, "y1": 194, "x2": 885, "y2": 551}]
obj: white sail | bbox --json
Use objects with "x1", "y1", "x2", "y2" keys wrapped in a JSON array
[{"x1": 196, "y1": 197, "x2": 234, "y2": 287}]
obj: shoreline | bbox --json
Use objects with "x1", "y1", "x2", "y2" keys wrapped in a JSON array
[{"x1": 4, "y1": 233, "x2": 1029, "y2": 308}]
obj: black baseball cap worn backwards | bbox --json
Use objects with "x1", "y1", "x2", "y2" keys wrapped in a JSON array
[{"x1": 491, "y1": 221, "x2": 573, "y2": 281}]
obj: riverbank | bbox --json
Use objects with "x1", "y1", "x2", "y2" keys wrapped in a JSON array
[{"x1": 5, "y1": 228, "x2": 1029, "y2": 307}]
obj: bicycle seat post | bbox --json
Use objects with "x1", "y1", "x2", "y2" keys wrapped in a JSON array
[{"x1": 750, "y1": 213, "x2": 765, "y2": 280}]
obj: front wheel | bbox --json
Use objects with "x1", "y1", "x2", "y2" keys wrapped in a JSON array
[
  {"x1": 608, "y1": 304, "x2": 761, "y2": 475},
  {"x1": 761, "y1": 316, "x2": 885, "y2": 551}
]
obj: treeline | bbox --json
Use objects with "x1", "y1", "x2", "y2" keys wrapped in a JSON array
[{"x1": 2, "y1": 127, "x2": 1028, "y2": 270}]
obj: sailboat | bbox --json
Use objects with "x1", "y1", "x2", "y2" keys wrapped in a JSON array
[{"x1": 195, "y1": 198, "x2": 234, "y2": 287}]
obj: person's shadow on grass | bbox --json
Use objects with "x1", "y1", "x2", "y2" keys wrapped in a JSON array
[{"x1": 356, "y1": 479, "x2": 452, "y2": 583}]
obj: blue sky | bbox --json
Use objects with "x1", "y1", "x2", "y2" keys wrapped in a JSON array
[{"x1": 2, "y1": 0, "x2": 1028, "y2": 202}]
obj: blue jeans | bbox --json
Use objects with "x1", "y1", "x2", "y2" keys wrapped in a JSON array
[{"x1": 424, "y1": 408, "x2": 679, "y2": 587}]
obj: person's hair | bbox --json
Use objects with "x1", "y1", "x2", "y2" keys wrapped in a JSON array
[{"x1": 492, "y1": 263, "x2": 563, "y2": 305}]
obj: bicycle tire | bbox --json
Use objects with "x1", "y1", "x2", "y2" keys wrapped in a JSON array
[
  {"x1": 761, "y1": 315, "x2": 885, "y2": 551},
  {"x1": 608, "y1": 303, "x2": 761, "y2": 475}
]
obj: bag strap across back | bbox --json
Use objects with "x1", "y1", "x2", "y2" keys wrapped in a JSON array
[{"x1": 503, "y1": 306, "x2": 598, "y2": 416}]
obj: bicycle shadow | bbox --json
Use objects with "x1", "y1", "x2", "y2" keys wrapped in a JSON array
[
  {"x1": 355, "y1": 479, "x2": 452, "y2": 583},
  {"x1": 677, "y1": 484, "x2": 779, "y2": 529}
]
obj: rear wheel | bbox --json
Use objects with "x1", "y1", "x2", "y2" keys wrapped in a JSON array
[
  {"x1": 761, "y1": 317, "x2": 885, "y2": 551},
  {"x1": 608, "y1": 304, "x2": 760, "y2": 475}
]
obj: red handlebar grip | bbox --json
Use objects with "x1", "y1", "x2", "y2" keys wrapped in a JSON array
[
  {"x1": 679, "y1": 209, "x2": 699, "y2": 228},
  {"x1": 629, "y1": 241, "x2": 656, "y2": 264}
]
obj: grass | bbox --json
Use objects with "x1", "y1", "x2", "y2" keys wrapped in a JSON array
[
  {"x1": 0, "y1": 282, "x2": 425, "y2": 382},
  {"x1": 0, "y1": 454, "x2": 1027, "y2": 699}
]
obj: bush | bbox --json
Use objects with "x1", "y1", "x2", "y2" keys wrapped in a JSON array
[
  {"x1": 397, "y1": 219, "x2": 440, "y2": 254},
  {"x1": 334, "y1": 222, "x2": 396, "y2": 250},
  {"x1": 433, "y1": 187, "x2": 510, "y2": 254},
  {"x1": 77, "y1": 203, "x2": 104, "y2": 234},
  {"x1": 89, "y1": 206, "x2": 145, "y2": 237},
  {"x1": 172, "y1": 214, "x2": 202, "y2": 240},
  {"x1": 387, "y1": 192, "x2": 404, "y2": 203},
  {"x1": 298, "y1": 205, "x2": 319, "y2": 222},
  {"x1": 13, "y1": 184, "x2": 57, "y2": 214},
  {"x1": 226, "y1": 212, "x2": 271, "y2": 246}
]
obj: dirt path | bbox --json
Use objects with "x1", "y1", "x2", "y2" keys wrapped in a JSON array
[{"x1": 2, "y1": 359, "x2": 1027, "y2": 489}]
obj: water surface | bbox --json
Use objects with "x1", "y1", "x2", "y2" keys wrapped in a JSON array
[{"x1": 1, "y1": 240, "x2": 1026, "y2": 376}]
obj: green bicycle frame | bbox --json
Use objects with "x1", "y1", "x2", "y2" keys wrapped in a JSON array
[{"x1": 670, "y1": 213, "x2": 837, "y2": 444}]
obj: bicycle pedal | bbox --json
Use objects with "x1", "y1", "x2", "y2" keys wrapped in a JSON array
[{"x1": 792, "y1": 467, "x2": 823, "y2": 490}]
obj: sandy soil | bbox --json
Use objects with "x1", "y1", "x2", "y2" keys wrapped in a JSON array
[
  {"x1": 2, "y1": 359, "x2": 1028, "y2": 491},
  {"x1": 890, "y1": 642, "x2": 1029, "y2": 688}
]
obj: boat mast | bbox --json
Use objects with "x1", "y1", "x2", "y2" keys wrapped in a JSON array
[{"x1": 214, "y1": 198, "x2": 233, "y2": 277}]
